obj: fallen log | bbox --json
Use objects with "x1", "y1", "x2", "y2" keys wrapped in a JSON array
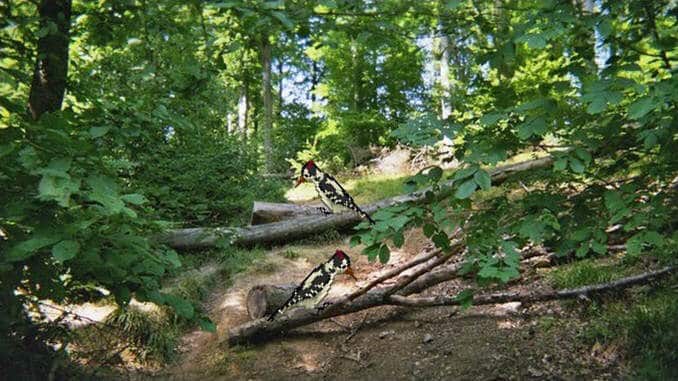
[
  {"x1": 227, "y1": 243, "x2": 466, "y2": 345},
  {"x1": 246, "y1": 284, "x2": 297, "y2": 319},
  {"x1": 250, "y1": 202, "x2": 326, "y2": 225},
  {"x1": 160, "y1": 156, "x2": 554, "y2": 249},
  {"x1": 227, "y1": 265, "x2": 675, "y2": 345}
]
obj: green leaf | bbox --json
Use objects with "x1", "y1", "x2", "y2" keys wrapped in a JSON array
[
  {"x1": 6, "y1": 235, "x2": 60, "y2": 262},
  {"x1": 453, "y1": 166, "x2": 478, "y2": 181},
  {"x1": 86, "y1": 175, "x2": 125, "y2": 214},
  {"x1": 52, "y1": 240, "x2": 79, "y2": 262},
  {"x1": 432, "y1": 232, "x2": 450, "y2": 250},
  {"x1": 453, "y1": 289, "x2": 474, "y2": 310},
  {"x1": 121, "y1": 193, "x2": 147, "y2": 205},
  {"x1": 378, "y1": 244, "x2": 390, "y2": 264},
  {"x1": 569, "y1": 157, "x2": 585, "y2": 173},
  {"x1": 553, "y1": 157, "x2": 567, "y2": 171},
  {"x1": 199, "y1": 318, "x2": 217, "y2": 332},
  {"x1": 628, "y1": 96, "x2": 655, "y2": 120},
  {"x1": 392, "y1": 231, "x2": 405, "y2": 248},
  {"x1": 165, "y1": 294, "x2": 195, "y2": 319},
  {"x1": 455, "y1": 179, "x2": 477, "y2": 199},
  {"x1": 473, "y1": 169, "x2": 491, "y2": 191},
  {"x1": 626, "y1": 234, "x2": 643, "y2": 257},
  {"x1": 516, "y1": 33, "x2": 547, "y2": 49},
  {"x1": 164, "y1": 249, "x2": 182, "y2": 268},
  {"x1": 423, "y1": 223, "x2": 436, "y2": 238},
  {"x1": 517, "y1": 117, "x2": 547, "y2": 140},
  {"x1": 479, "y1": 112, "x2": 504, "y2": 126},
  {"x1": 271, "y1": 11, "x2": 294, "y2": 29},
  {"x1": 349, "y1": 235, "x2": 362, "y2": 248},
  {"x1": 445, "y1": 0, "x2": 462, "y2": 9},
  {"x1": 591, "y1": 241, "x2": 607, "y2": 255},
  {"x1": 574, "y1": 148, "x2": 592, "y2": 164},
  {"x1": 89, "y1": 126, "x2": 111, "y2": 138},
  {"x1": 426, "y1": 166, "x2": 443, "y2": 182}
]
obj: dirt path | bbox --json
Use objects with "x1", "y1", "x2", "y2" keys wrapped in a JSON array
[{"x1": 148, "y1": 236, "x2": 623, "y2": 380}]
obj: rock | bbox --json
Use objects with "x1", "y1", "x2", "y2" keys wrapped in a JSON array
[
  {"x1": 423, "y1": 333, "x2": 433, "y2": 343},
  {"x1": 414, "y1": 321, "x2": 421, "y2": 328},
  {"x1": 379, "y1": 330, "x2": 394, "y2": 339}
]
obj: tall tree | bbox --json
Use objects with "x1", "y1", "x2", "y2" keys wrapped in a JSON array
[
  {"x1": 261, "y1": 34, "x2": 274, "y2": 173},
  {"x1": 437, "y1": 22, "x2": 451, "y2": 120},
  {"x1": 28, "y1": 0, "x2": 72, "y2": 120}
]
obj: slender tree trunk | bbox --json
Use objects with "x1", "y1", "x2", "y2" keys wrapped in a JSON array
[
  {"x1": 277, "y1": 58, "x2": 284, "y2": 118},
  {"x1": 350, "y1": 38, "x2": 360, "y2": 111},
  {"x1": 238, "y1": 81, "x2": 248, "y2": 139},
  {"x1": 438, "y1": 22, "x2": 451, "y2": 120},
  {"x1": 310, "y1": 60, "x2": 318, "y2": 103},
  {"x1": 226, "y1": 113, "x2": 234, "y2": 134},
  {"x1": 28, "y1": 0, "x2": 72, "y2": 120},
  {"x1": 261, "y1": 35, "x2": 273, "y2": 173}
]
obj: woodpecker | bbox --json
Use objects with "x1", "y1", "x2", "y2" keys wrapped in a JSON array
[
  {"x1": 267, "y1": 250, "x2": 357, "y2": 321},
  {"x1": 295, "y1": 160, "x2": 375, "y2": 224}
]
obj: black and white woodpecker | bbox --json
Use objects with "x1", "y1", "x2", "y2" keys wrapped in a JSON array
[
  {"x1": 296, "y1": 160, "x2": 375, "y2": 224},
  {"x1": 267, "y1": 250, "x2": 357, "y2": 321}
]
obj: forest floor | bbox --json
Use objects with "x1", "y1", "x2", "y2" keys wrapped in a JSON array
[{"x1": 145, "y1": 230, "x2": 626, "y2": 381}]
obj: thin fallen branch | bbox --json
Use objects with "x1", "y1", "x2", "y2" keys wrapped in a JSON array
[
  {"x1": 388, "y1": 266, "x2": 676, "y2": 307},
  {"x1": 383, "y1": 241, "x2": 464, "y2": 298},
  {"x1": 162, "y1": 156, "x2": 554, "y2": 249}
]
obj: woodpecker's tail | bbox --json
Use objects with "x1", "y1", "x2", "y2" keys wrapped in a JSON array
[{"x1": 266, "y1": 308, "x2": 281, "y2": 321}]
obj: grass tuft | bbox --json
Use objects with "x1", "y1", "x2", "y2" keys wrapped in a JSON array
[
  {"x1": 582, "y1": 284, "x2": 678, "y2": 380},
  {"x1": 549, "y1": 259, "x2": 630, "y2": 289}
]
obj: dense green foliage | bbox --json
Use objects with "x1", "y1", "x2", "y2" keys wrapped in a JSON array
[{"x1": 1, "y1": 0, "x2": 676, "y2": 377}]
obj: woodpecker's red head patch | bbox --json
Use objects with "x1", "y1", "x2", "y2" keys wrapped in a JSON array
[
  {"x1": 334, "y1": 249, "x2": 346, "y2": 259},
  {"x1": 303, "y1": 160, "x2": 316, "y2": 170}
]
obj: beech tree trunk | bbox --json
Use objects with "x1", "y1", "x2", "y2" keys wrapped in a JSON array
[
  {"x1": 246, "y1": 284, "x2": 297, "y2": 319},
  {"x1": 261, "y1": 35, "x2": 274, "y2": 173},
  {"x1": 28, "y1": 0, "x2": 72, "y2": 120},
  {"x1": 438, "y1": 22, "x2": 451, "y2": 120},
  {"x1": 158, "y1": 156, "x2": 555, "y2": 249},
  {"x1": 238, "y1": 82, "x2": 248, "y2": 138}
]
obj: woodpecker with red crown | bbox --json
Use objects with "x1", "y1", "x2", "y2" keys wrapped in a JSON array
[
  {"x1": 267, "y1": 250, "x2": 357, "y2": 321},
  {"x1": 296, "y1": 160, "x2": 375, "y2": 224}
]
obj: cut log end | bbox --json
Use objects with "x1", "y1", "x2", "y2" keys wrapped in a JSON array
[{"x1": 246, "y1": 284, "x2": 297, "y2": 319}]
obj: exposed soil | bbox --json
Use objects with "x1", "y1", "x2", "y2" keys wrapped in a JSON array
[{"x1": 136, "y1": 233, "x2": 625, "y2": 381}]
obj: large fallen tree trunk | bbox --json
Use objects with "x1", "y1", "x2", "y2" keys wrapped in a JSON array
[
  {"x1": 161, "y1": 156, "x2": 554, "y2": 249},
  {"x1": 250, "y1": 202, "x2": 326, "y2": 225},
  {"x1": 227, "y1": 265, "x2": 675, "y2": 345}
]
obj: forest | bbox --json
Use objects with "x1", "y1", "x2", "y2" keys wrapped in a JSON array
[{"x1": 1, "y1": 0, "x2": 676, "y2": 379}]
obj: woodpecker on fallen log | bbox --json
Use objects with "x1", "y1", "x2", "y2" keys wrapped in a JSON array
[
  {"x1": 295, "y1": 160, "x2": 376, "y2": 224},
  {"x1": 267, "y1": 250, "x2": 357, "y2": 321}
]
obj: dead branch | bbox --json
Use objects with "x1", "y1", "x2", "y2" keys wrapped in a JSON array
[{"x1": 388, "y1": 266, "x2": 676, "y2": 307}]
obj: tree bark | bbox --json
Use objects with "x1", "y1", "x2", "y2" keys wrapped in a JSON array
[
  {"x1": 28, "y1": 0, "x2": 72, "y2": 120},
  {"x1": 438, "y1": 22, "x2": 451, "y2": 120},
  {"x1": 250, "y1": 201, "x2": 326, "y2": 225},
  {"x1": 246, "y1": 284, "x2": 297, "y2": 319},
  {"x1": 238, "y1": 82, "x2": 248, "y2": 139},
  {"x1": 158, "y1": 156, "x2": 555, "y2": 249},
  {"x1": 261, "y1": 35, "x2": 274, "y2": 173}
]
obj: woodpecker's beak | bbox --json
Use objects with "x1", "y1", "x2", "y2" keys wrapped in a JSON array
[
  {"x1": 295, "y1": 176, "x2": 305, "y2": 187},
  {"x1": 345, "y1": 266, "x2": 357, "y2": 281}
]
